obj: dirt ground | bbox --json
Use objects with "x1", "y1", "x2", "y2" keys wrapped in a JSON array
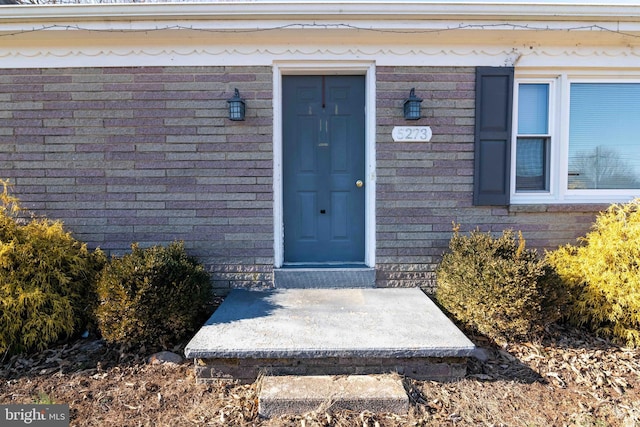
[{"x1": 1, "y1": 324, "x2": 639, "y2": 427}]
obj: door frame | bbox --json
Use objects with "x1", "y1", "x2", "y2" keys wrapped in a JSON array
[{"x1": 273, "y1": 61, "x2": 376, "y2": 268}]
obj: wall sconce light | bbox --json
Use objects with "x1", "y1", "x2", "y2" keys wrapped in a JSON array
[
  {"x1": 227, "y1": 88, "x2": 246, "y2": 121},
  {"x1": 403, "y1": 88, "x2": 423, "y2": 120}
]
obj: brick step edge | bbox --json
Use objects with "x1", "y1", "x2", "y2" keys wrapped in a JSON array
[{"x1": 194, "y1": 356, "x2": 468, "y2": 383}]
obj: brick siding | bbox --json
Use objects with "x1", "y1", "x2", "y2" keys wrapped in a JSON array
[
  {"x1": 375, "y1": 66, "x2": 600, "y2": 291},
  {"x1": 0, "y1": 65, "x2": 601, "y2": 293},
  {"x1": 0, "y1": 67, "x2": 274, "y2": 293}
]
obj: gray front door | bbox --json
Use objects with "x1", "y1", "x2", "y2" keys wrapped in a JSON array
[{"x1": 283, "y1": 75, "x2": 365, "y2": 265}]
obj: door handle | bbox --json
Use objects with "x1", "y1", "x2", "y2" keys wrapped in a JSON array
[{"x1": 355, "y1": 180, "x2": 364, "y2": 188}]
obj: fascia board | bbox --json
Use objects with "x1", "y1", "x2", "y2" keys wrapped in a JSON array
[{"x1": 1, "y1": 2, "x2": 640, "y2": 26}]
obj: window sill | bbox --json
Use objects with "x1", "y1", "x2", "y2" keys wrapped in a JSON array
[{"x1": 508, "y1": 203, "x2": 611, "y2": 214}]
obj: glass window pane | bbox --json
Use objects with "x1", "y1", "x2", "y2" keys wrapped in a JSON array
[
  {"x1": 569, "y1": 83, "x2": 640, "y2": 189},
  {"x1": 516, "y1": 138, "x2": 548, "y2": 191},
  {"x1": 518, "y1": 84, "x2": 549, "y2": 134}
]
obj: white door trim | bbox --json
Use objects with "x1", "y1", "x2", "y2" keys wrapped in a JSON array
[{"x1": 273, "y1": 61, "x2": 376, "y2": 268}]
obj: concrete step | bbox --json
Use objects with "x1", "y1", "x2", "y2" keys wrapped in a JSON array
[
  {"x1": 273, "y1": 267, "x2": 375, "y2": 288},
  {"x1": 258, "y1": 374, "x2": 409, "y2": 418},
  {"x1": 185, "y1": 288, "x2": 476, "y2": 383}
]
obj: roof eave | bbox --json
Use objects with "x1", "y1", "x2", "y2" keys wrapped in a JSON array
[{"x1": 1, "y1": 1, "x2": 640, "y2": 25}]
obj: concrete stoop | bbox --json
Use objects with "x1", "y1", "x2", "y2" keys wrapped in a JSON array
[
  {"x1": 185, "y1": 287, "x2": 476, "y2": 384},
  {"x1": 258, "y1": 374, "x2": 409, "y2": 418}
]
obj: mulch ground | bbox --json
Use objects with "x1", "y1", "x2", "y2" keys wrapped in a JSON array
[{"x1": 1, "y1": 324, "x2": 639, "y2": 426}]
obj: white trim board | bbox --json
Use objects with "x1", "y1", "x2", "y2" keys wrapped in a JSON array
[
  {"x1": 272, "y1": 61, "x2": 376, "y2": 269},
  {"x1": 2, "y1": 42, "x2": 640, "y2": 69},
  {"x1": 3, "y1": 2, "x2": 640, "y2": 23}
]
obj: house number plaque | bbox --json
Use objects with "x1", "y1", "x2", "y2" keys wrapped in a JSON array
[{"x1": 392, "y1": 126, "x2": 432, "y2": 142}]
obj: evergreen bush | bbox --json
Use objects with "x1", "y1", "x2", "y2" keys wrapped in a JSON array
[
  {"x1": 95, "y1": 241, "x2": 211, "y2": 350},
  {"x1": 436, "y1": 226, "x2": 566, "y2": 344},
  {"x1": 0, "y1": 181, "x2": 106, "y2": 355},
  {"x1": 547, "y1": 199, "x2": 640, "y2": 347}
]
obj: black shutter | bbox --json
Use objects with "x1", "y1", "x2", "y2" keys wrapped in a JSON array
[{"x1": 473, "y1": 67, "x2": 514, "y2": 206}]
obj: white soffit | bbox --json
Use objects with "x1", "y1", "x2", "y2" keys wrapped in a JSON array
[{"x1": 1, "y1": 1, "x2": 640, "y2": 68}]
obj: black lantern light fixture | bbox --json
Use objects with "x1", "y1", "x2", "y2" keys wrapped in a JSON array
[
  {"x1": 227, "y1": 88, "x2": 246, "y2": 121},
  {"x1": 403, "y1": 88, "x2": 423, "y2": 120}
]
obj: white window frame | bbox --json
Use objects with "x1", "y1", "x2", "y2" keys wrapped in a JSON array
[
  {"x1": 511, "y1": 78, "x2": 558, "y2": 201},
  {"x1": 511, "y1": 71, "x2": 640, "y2": 204}
]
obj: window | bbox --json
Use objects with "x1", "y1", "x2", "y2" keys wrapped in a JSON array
[
  {"x1": 515, "y1": 84, "x2": 550, "y2": 192},
  {"x1": 568, "y1": 83, "x2": 640, "y2": 190},
  {"x1": 512, "y1": 75, "x2": 640, "y2": 203}
]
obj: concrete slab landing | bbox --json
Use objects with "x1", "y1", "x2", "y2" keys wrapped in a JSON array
[{"x1": 185, "y1": 287, "x2": 475, "y2": 382}]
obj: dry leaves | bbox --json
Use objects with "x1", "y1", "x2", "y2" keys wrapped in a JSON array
[
  {"x1": 1, "y1": 324, "x2": 639, "y2": 426},
  {"x1": 507, "y1": 325, "x2": 640, "y2": 396}
]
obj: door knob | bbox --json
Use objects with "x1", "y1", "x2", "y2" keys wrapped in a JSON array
[{"x1": 355, "y1": 180, "x2": 364, "y2": 188}]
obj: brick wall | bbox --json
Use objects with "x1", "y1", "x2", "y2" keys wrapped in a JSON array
[
  {"x1": 375, "y1": 66, "x2": 600, "y2": 291},
  {"x1": 0, "y1": 65, "x2": 601, "y2": 293},
  {"x1": 0, "y1": 66, "x2": 274, "y2": 294}
]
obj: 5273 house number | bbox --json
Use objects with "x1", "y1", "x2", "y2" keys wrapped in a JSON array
[{"x1": 392, "y1": 126, "x2": 433, "y2": 142}]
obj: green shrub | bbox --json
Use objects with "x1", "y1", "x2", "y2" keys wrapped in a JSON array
[
  {"x1": 436, "y1": 226, "x2": 566, "y2": 344},
  {"x1": 547, "y1": 199, "x2": 640, "y2": 347},
  {"x1": 0, "y1": 181, "x2": 106, "y2": 355},
  {"x1": 95, "y1": 241, "x2": 211, "y2": 350}
]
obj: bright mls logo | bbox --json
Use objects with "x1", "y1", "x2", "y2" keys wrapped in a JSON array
[{"x1": 1, "y1": 405, "x2": 69, "y2": 426}]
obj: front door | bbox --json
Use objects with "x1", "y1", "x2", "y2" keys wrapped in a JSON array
[{"x1": 283, "y1": 75, "x2": 365, "y2": 265}]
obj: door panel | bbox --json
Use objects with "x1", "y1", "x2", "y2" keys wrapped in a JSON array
[
  {"x1": 298, "y1": 192, "x2": 317, "y2": 240},
  {"x1": 331, "y1": 192, "x2": 350, "y2": 239},
  {"x1": 283, "y1": 75, "x2": 365, "y2": 264},
  {"x1": 298, "y1": 117, "x2": 317, "y2": 172}
]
